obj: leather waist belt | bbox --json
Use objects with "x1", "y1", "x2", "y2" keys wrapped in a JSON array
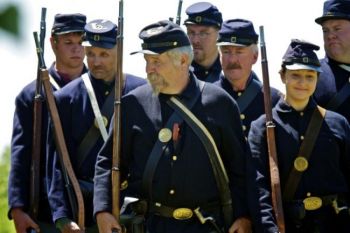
[
  {"x1": 288, "y1": 194, "x2": 345, "y2": 211},
  {"x1": 148, "y1": 201, "x2": 220, "y2": 220}
]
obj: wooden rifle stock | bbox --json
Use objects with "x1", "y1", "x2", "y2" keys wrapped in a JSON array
[
  {"x1": 112, "y1": 0, "x2": 124, "y2": 222},
  {"x1": 32, "y1": 32, "x2": 85, "y2": 231},
  {"x1": 259, "y1": 26, "x2": 285, "y2": 233},
  {"x1": 175, "y1": 0, "x2": 183, "y2": 25},
  {"x1": 29, "y1": 7, "x2": 46, "y2": 223}
]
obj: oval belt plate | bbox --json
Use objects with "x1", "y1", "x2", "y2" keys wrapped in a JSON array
[
  {"x1": 294, "y1": 156, "x2": 308, "y2": 172},
  {"x1": 173, "y1": 208, "x2": 193, "y2": 220},
  {"x1": 158, "y1": 128, "x2": 172, "y2": 143},
  {"x1": 303, "y1": 196, "x2": 322, "y2": 210}
]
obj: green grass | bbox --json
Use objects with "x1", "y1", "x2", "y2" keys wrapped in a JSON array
[{"x1": 0, "y1": 147, "x2": 16, "y2": 233}]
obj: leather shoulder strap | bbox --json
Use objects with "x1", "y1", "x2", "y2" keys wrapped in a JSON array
[
  {"x1": 236, "y1": 77, "x2": 262, "y2": 113},
  {"x1": 141, "y1": 80, "x2": 205, "y2": 201},
  {"x1": 76, "y1": 75, "x2": 115, "y2": 170},
  {"x1": 326, "y1": 80, "x2": 350, "y2": 110},
  {"x1": 167, "y1": 96, "x2": 233, "y2": 227},
  {"x1": 283, "y1": 106, "x2": 326, "y2": 200}
]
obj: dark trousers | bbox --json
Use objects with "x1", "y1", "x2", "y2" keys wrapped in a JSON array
[
  {"x1": 145, "y1": 215, "x2": 224, "y2": 233},
  {"x1": 285, "y1": 206, "x2": 350, "y2": 233}
]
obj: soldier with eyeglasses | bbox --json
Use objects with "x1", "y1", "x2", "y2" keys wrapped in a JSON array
[{"x1": 184, "y1": 2, "x2": 223, "y2": 83}]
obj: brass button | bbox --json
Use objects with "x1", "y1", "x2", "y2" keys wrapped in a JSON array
[
  {"x1": 172, "y1": 155, "x2": 177, "y2": 161},
  {"x1": 237, "y1": 92, "x2": 242, "y2": 97},
  {"x1": 240, "y1": 114, "x2": 245, "y2": 120},
  {"x1": 300, "y1": 112, "x2": 304, "y2": 116},
  {"x1": 242, "y1": 125, "x2": 247, "y2": 131},
  {"x1": 105, "y1": 91, "x2": 109, "y2": 96},
  {"x1": 169, "y1": 189, "x2": 175, "y2": 195},
  {"x1": 300, "y1": 135, "x2": 304, "y2": 140},
  {"x1": 205, "y1": 71, "x2": 208, "y2": 75}
]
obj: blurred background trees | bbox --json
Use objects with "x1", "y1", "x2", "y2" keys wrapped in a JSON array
[
  {"x1": 1, "y1": 3, "x2": 19, "y2": 232},
  {"x1": 0, "y1": 4, "x2": 19, "y2": 37}
]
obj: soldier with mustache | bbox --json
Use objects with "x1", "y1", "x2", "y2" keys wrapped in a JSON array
[{"x1": 214, "y1": 19, "x2": 282, "y2": 137}]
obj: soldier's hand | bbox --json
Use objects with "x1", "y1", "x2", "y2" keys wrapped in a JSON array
[
  {"x1": 60, "y1": 221, "x2": 83, "y2": 233},
  {"x1": 96, "y1": 212, "x2": 122, "y2": 233},
  {"x1": 11, "y1": 207, "x2": 40, "y2": 233},
  {"x1": 228, "y1": 217, "x2": 252, "y2": 233}
]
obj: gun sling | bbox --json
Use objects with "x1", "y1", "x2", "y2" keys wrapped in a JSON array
[
  {"x1": 236, "y1": 76, "x2": 263, "y2": 113},
  {"x1": 283, "y1": 106, "x2": 326, "y2": 201},
  {"x1": 76, "y1": 74, "x2": 115, "y2": 170},
  {"x1": 326, "y1": 81, "x2": 350, "y2": 111},
  {"x1": 167, "y1": 96, "x2": 233, "y2": 228},
  {"x1": 323, "y1": 64, "x2": 350, "y2": 111},
  {"x1": 141, "y1": 80, "x2": 204, "y2": 201}
]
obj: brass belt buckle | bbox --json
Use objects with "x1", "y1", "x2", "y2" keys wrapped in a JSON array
[
  {"x1": 303, "y1": 196, "x2": 322, "y2": 210},
  {"x1": 173, "y1": 208, "x2": 193, "y2": 220}
]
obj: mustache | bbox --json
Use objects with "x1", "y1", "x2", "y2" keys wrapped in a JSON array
[
  {"x1": 225, "y1": 63, "x2": 241, "y2": 70},
  {"x1": 91, "y1": 65, "x2": 104, "y2": 70}
]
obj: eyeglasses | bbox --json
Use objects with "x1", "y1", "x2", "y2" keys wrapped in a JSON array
[{"x1": 187, "y1": 32, "x2": 212, "y2": 40}]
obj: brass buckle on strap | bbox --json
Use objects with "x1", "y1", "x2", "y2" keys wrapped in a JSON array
[
  {"x1": 303, "y1": 196, "x2": 322, "y2": 210},
  {"x1": 172, "y1": 208, "x2": 193, "y2": 220}
]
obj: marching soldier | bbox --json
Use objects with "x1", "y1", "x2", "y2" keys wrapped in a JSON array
[
  {"x1": 45, "y1": 19, "x2": 146, "y2": 233},
  {"x1": 249, "y1": 39, "x2": 350, "y2": 233},
  {"x1": 94, "y1": 20, "x2": 252, "y2": 233},
  {"x1": 314, "y1": 0, "x2": 350, "y2": 123},
  {"x1": 184, "y1": 2, "x2": 223, "y2": 83},
  {"x1": 8, "y1": 13, "x2": 87, "y2": 233},
  {"x1": 215, "y1": 19, "x2": 281, "y2": 137}
]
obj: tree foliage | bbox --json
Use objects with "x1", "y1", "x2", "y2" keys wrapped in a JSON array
[
  {"x1": 0, "y1": 4, "x2": 20, "y2": 37},
  {"x1": 0, "y1": 147, "x2": 16, "y2": 233}
]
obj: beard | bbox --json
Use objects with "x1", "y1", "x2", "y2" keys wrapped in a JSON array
[{"x1": 147, "y1": 73, "x2": 168, "y2": 95}]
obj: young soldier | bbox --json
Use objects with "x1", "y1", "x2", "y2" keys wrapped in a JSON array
[
  {"x1": 249, "y1": 39, "x2": 350, "y2": 233},
  {"x1": 8, "y1": 13, "x2": 87, "y2": 233}
]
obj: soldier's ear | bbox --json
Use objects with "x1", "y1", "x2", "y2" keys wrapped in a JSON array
[
  {"x1": 280, "y1": 74, "x2": 286, "y2": 84},
  {"x1": 279, "y1": 70, "x2": 286, "y2": 84},
  {"x1": 181, "y1": 53, "x2": 190, "y2": 66}
]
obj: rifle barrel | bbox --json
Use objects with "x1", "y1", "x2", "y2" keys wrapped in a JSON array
[
  {"x1": 259, "y1": 26, "x2": 286, "y2": 233},
  {"x1": 39, "y1": 7, "x2": 47, "y2": 54},
  {"x1": 175, "y1": 0, "x2": 183, "y2": 25},
  {"x1": 33, "y1": 31, "x2": 85, "y2": 230},
  {"x1": 30, "y1": 8, "x2": 46, "y2": 221},
  {"x1": 33, "y1": 32, "x2": 46, "y2": 69},
  {"x1": 112, "y1": 0, "x2": 124, "y2": 221}
]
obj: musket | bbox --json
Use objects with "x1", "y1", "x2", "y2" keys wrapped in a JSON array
[
  {"x1": 29, "y1": 7, "x2": 46, "y2": 228},
  {"x1": 175, "y1": 0, "x2": 183, "y2": 25},
  {"x1": 112, "y1": 0, "x2": 124, "y2": 224},
  {"x1": 33, "y1": 32, "x2": 86, "y2": 231},
  {"x1": 259, "y1": 26, "x2": 285, "y2": 233}
]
